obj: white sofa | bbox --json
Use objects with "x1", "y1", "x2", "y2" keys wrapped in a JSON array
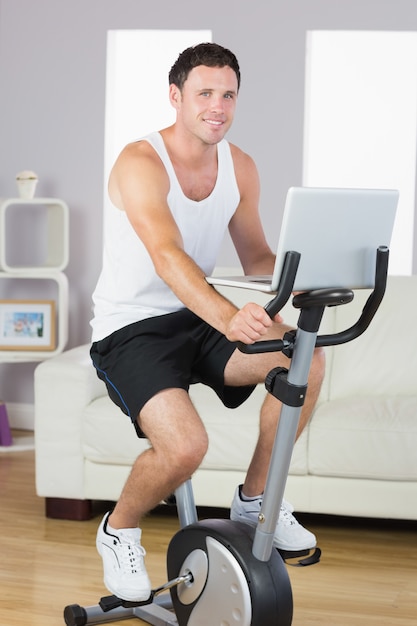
[{"x1": 34, "y1": 273, "x2": 417, "y2": 521}]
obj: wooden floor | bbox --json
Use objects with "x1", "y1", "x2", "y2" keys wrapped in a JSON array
[{"x1": 1, "y1": 434, "x2": 416, "y2": 625}]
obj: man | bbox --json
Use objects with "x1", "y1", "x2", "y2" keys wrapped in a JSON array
[{"x1": 90, "y1": 42, "x2": 325, "y2": 602}]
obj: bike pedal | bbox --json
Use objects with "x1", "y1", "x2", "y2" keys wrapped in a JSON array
[
  {"x1": 278, "y1": 546, "x2": 321, "y2": 567},
  {"x1": 99, "y1": 592, "x2": 154, "y2": 612}
]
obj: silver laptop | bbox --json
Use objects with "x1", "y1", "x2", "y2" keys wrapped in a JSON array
[{"x1": 207, "y1": 187, "x2": 399, "y2": 292}]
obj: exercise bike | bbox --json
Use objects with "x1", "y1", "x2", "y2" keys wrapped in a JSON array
[{"x1": 64, "y1": 245, "x2": 390, "y2": 626}]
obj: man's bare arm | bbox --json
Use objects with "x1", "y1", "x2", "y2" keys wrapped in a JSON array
[{"x1": 228, "y1": 145, "x2": 276, "y2": 275}]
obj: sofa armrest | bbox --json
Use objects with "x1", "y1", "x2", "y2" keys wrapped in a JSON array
[{"x1": 34, "y1": 344, "x2": 104, "y2": 500}]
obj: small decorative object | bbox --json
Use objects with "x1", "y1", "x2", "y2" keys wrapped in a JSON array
[
  {"x1": 16, "y1": 169, "x2": 38, "y2": 199},
  {"x1": 0, "y1": 402, "x2": 12, "y2": 446},
  {"x1": 0, "y1": 299, "x2": 55, "y2": 351}
]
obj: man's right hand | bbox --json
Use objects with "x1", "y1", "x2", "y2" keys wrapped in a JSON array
[{"x1": 225, "y1": 302, "x2": 283, "y2": 344}]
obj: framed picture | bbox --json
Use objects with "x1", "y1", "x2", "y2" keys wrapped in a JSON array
[{"x1": 0, "y1": 300, "x2": 55, "y2": 351}]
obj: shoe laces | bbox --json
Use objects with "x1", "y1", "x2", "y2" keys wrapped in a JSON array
[
  {"x1": 279, "y1": 504, "x2": 297, "y2": 527},
  {"x1": 116, "y1": 532, "x2": 146, "y2": 575}
]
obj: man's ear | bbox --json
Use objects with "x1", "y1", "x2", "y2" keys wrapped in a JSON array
[{"x1": 169, "y1": 83, "x2": 182, "y2": 109}]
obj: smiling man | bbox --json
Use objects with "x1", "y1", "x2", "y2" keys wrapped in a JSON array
[{"x1": 90, "y1": 42, "x2": 324, "y2": 602}]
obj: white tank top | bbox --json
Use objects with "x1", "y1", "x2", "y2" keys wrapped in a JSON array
[{"x1": 90, "y1": 132, "x2": 240, "y2": 341}]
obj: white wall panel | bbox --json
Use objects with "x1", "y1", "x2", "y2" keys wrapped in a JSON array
[{"x1": 303, "y1": 31, "x2": 417, "y2": 275}]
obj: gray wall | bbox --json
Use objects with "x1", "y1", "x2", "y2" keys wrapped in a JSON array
[{"x1": 1, "y1": 0, "x2": 417, "y2": 404}]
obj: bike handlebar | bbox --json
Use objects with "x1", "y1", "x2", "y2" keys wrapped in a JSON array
[
  {"x1": 238, "y1": 246, "x2": 389, "y2": 354},
  {"x1": 316, "y1": 246, "x2": 389, "y2": 347}
]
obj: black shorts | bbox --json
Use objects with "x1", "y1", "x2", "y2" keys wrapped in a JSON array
[{"x1": 90, "y1": 309, "x2": 256, "y2": 437}]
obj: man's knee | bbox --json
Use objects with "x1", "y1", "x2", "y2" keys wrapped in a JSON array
[{"x1": 161, "y1": 428, "x2": 209, "y2": 482}]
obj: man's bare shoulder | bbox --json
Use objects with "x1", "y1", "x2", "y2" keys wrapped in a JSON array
[
  {"x1": 228, "y1": 142, "x2": 259, "y2": 191},
  {"x1": 108, "y1": 140, "x2": 168, "y2": 210},
  {"x1": 115, "y1": 139, "x2": 163, "y2": 169},
  {"x1": 229, "y1": 142, "x2": 257, "y2": 172}
]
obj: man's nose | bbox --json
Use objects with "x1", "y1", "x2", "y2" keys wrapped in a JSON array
[{"x1": 210, "y1": 95, "x2": 224, "y2": 112}]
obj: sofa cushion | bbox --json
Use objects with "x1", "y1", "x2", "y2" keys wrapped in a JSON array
[
  {"x1": 329, "y1": 276, "x2": 417, "y2": 398},
  {"x1": 308, "y1": 395, "x2": 417, "y2": 480},
  {"x1": 83, "y1": 384, "x2": 309, "y2": 475},
  {"x1": 83, "y1": 396, "x2": 150, "y2": 464}
]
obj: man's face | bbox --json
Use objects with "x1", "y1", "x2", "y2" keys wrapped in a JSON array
[{"x1": 170, "y1": 64, "x2": 239, "y2": 145}]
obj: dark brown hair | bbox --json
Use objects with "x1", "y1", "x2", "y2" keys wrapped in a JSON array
[{"x1": 169, "y1": 42, "x2": 241, "y2": 91}]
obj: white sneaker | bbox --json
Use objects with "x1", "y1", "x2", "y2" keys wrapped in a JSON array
[
  {"x1": 96, "y1": 512, "x2": 152, "y2": 602},
  {"x1": 230, "y1": 485, "x2": 316, "y2": 552}
]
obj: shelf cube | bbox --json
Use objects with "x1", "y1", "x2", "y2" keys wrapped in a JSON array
[{"x1": 0, "y1": 198, "x2": 69, "y2": 272}]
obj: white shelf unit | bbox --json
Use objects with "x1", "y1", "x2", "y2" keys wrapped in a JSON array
[
  {"x1": 0, "y1": 197, "x2": 69, "y2": 364},
  {"x1": 0, "y1": 197, "x2": 69, "y2": 273}
]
